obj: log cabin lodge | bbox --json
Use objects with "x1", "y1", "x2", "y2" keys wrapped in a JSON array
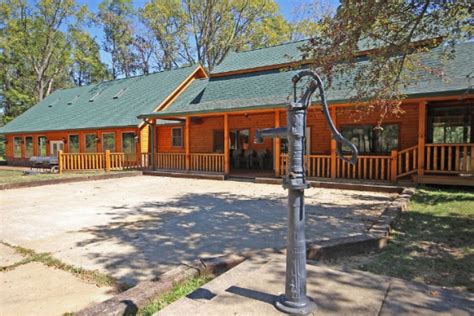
[{"x1": 1, "y1": 40, "x2": 473, "y2": 186}]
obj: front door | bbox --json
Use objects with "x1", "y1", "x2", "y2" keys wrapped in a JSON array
[{"x1": 50, "y1": 141, "x2": 64, "y2": 157}]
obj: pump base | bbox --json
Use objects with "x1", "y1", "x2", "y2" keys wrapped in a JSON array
[{"x1": 275, "y1": 295, "x2": 317, "y2": 315}]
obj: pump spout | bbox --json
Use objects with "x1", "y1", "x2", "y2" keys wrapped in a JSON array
[{"x1": 254, "y1": 127, "x2": 288, "y2": 144}]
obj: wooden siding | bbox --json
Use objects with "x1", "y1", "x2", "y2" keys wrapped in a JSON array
[{"x1": 5, "y1": 127, "x2": 142, "y2": 162}]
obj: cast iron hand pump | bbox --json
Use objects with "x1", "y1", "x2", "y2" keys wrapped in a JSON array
[{"x1": 254, "y1": 70, "x2": 358, "y2": 314}]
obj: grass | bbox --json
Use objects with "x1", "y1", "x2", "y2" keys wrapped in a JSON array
[
  {"x1": 0, "y1": 169, "x2": 131, "y2": 184},
  {"x1": 0, "y1": 241, "x2": 126, "y2": 291},
  {"x1": 331, "y1": 185, "x2": 474, "y2": 292},
  {"x1": 139, "y1": 275, "x2": 212, "y2": 316}
]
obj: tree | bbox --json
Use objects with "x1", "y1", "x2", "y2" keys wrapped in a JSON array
[
  {"x1": 0, "y1": 0, "x2": 89, "y2": 123},
  {"x1": 141, "y1": 0, "x2": 292, "y2": 71},
  {"x1": 300, "y1": 0, "x2": 472, "y2": 123},
  {"x1": 98, "y1": 0, "x2": 138, "y2": 79},
  {"x1": 70, "y1": 29, "x2": 110, "y2": 86}
]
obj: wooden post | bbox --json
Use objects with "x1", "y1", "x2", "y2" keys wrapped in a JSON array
[
  {"x1": 391, "y1": 149, "x2": 398, "y2": 182},
  {"x1": 150, "y1": 119, "x2": 156, "y2": 170},
  {"x1": 274, "y1": 110, "x2": 281, "y2": 177},
  {"x1": 417, "y1": 100, "x2": 427, "y2": 177},
  {"x1": 105, "y1": 150, "x2": 111, "y2": 172},
  {"x1": 58, "y1": 150, "x2": 63, "y2": 174},
  {"x1": 185, "y1": 116, "x2": 190, "y2": 171},
  {"x1": 224, "y1": 114, "x2": 230, "y2": 175},
  {"x1": 330, "y1": 107, "x2": 337, "y2": 178}
]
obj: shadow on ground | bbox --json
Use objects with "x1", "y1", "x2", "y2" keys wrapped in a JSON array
[{"x1": 75, "y1": 190, "x2": 392, "y2": 285}]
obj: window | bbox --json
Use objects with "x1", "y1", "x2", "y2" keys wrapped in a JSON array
[
  {"x1": 38, "y1": 136, "x2": 47, "y2": 156},
  {"x1": 428, "y1": 104, "x2": 472, "y2": 144},
  {"x1": 69, "y1": 135, "x2": 79, "y2": 153},
  {"x1": 172, "y1": 128, "x2": 183, "y2": 147},
  {"x1": 102, "y1": 133, "x2": 115, "y2": 152},
  {"x1": 213, "y1": 131, "x2": 224, "y2": 153},
  {"x1": 25, "y1": 137, "x2": 33, "y2": 158},
  {"x1": 341, "y1": 124, "x2": 399, "y2": 153},
  {"x1": 122, "y1": 132, "x2": 136, "y2": 154},
  {"x1": 85, "y1": 134, "x2": 97, "y2": 153},
  {"x1": 14, "y1": 137, "x2": 22, "y2": 158}
]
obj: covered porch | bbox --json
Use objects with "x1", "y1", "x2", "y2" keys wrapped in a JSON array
[{"x1": 140, "y1": 98, "x2": 473, "y2": 186}]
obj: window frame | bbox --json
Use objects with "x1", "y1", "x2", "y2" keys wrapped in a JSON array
[
  {"x1": 102, "y1": 132, "x2": 116, "y2": 152},
  {"x1": 24, "y1": 136, "x2": 33, "y2": 158},
  {"x1": 13, "y1": 136, "x2": 22, "y2": 158},
  {"x1": 171, "y1": 127, "x2": 183, "y2": 148},
  {"x1": 37, "y1": 136, "x2": 47, "y2": 157},
  {"x1": 84, "y1": 133, "x2": 98, "y2": 153},
  {"x1": 340, "y1": 123, "x2": 400, "y2": 154},
  {"x1": 68, "y1": 134, "x2": 80, "y2": 153},
  {"x1": 121, "y1": 131, "x2": 136, "y2": 154}
]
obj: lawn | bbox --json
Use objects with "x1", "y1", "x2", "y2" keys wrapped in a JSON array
[
  {"x1": 331, "y1": 186, "x2": 474, "y2": 293},
  {"x1": 0, "y1": 169, "x2": 130, "y2": 184}
]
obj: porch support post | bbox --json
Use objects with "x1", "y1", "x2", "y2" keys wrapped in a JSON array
[
  {"x1": 417, "y1": 100, "x2": 427, "y2": 177},
  {"x1": 274, "y1": 110, "x2": 281, "y2": 177},
  {"x1": 224, "y1": 113, "x2": 230, "y2": 175},
  {"x1": 150, "y1": 119, "x2": 156, "y2": 170},
  {"x1": 330, "y1": 107, "x2": 337, "y2": 178},
  {"x1": 185, "y1": 116, "x2": 190, "y2": 171}
]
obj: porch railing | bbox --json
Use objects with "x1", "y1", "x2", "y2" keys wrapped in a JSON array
[
  {"x1": 281, "y1": 153, "x2": 394, "y2": 181},
  {"x1": 396, "y1": 145, "x2": 418, "y2": 178},
  {"x1": 280, "y1": 154, "x2": 332, "y2": 178},
  {"x1": 425, "y1": 143, "x2": 474, "y2": 174},
  {"x1": 190, "y1": 153, "x2": 224, "y2": 173},
  {"x1": 60, "y1": 152, "x2": 105, "y2": 171},
  {"x1": 336, "y1": 155, "x2": 393, "y2": 181},
  {"x1": 154, "y1": 153, "x2": 186, "y2": 170},
  {"x1": 59, "y1": 151, "x2": 150, "y2": 172}
]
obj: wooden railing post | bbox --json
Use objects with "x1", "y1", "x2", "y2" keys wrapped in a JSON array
[
  {"x1": 58, "y1": 150, "x2": 63, "y2": 174},
  {"x1": 185, "y1": 117, "x2": 190, "y2": 171},
  {"x1": 105, "y1": 150, "x2": 111, "y2": 172},
  {"x1": 391, "y1": 149, "x2": 398, "y2": 182},
  {"x1": 274, "y1": 110, "x2": 281, "y2": 177},
  {"x1": 417, "y1": 100, "x2": 427, "y2": 177},
  {"x1": 330, "y1": 107, "x2": 337, "y2": 178},
  {"x1": 224, "y1": 114, "x2": 230, "y2": 175},
  {"x1": 150, "y1": 119, "x2": 156, "y2": 170}
]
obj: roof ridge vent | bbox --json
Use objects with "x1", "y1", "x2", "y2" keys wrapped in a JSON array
[
  {"x1": 113, "y1": 87, "x2": 128, "y2": 99},
  {"x1": 67, "y1": 95, "x2": 80, "y2": 105}
]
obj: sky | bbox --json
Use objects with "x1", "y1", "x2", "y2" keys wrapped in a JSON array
[{"x1": 76, "y1": 0, "x2": 340, "y2": 66}]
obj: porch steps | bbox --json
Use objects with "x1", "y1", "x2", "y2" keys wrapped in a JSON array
[{"x1": 413, "y1": 175, "x2": 474, "y2": 187}]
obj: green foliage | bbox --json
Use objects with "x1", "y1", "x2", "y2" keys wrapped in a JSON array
[
  {"x1": 0, "y1": 0, "x2": 105, "y2": 123},
  {"x1": 139, "y1": 274, "x2": 212, "y2": 316},
  {"x1": 70, "y1": 28, "x2": 110, "y2": 85},
  {"x1": 301, "y1": 0, "x2": 472, "y2": 122},
  {"x1": 0, "y1": 136, "x2": 5, "y2": 160},
  {"x1": 140, "y1": 0, "x2": 292, "y2": 71},
  {"x1": 98, "y1": 0, "x2": 138, "y2": 79}
]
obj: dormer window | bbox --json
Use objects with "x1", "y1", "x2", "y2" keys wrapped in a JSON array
[{"x1": 113, "y1": 88, "x2": 128, "y2": 99}]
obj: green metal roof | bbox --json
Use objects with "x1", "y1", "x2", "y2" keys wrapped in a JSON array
[
  {"x1": 0, "y1": 65, "x2": 199, "y2": 134},
  {"x1": 212, "y1": 40, "x2": 305, "y2": 74},
  {"x1": 143, "y1": 41, "x2": 473, "y2": 118}
]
